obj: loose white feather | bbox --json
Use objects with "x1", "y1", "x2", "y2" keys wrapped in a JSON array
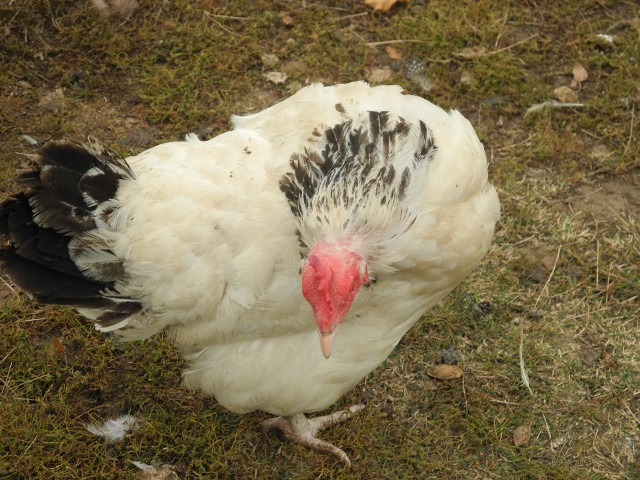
[{"x1": 85, "y1": 414, "x2": 141, "y2": 442}]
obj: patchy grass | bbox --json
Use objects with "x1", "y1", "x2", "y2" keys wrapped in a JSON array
[{"x1": 1, "y1": 0, "x2": 639, "y2": 478}]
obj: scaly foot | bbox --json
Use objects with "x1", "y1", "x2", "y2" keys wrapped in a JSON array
[{"x1": 260, "y1": 404, "x2": 365, "y2": 465}]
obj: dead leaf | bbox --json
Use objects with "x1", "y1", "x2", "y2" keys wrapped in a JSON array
[
  {"x1": 385, "y1": 46, "x2": 403, "y2": 60},
  {"x1": 570, "y1": 63, "x2": 588, "y2": 89},
  {"x1": 454, "y1": 46, "x2": 488, "y2": 59},
  {"x1": 553, "y1": 85, "x2": 578, "y2": 103},
  {"x1": 366, "y1": 66, "x2": 393, "y2": 83},
  {"x1": 513, "y1": 424, "x2": 531, "y2": 446},
  {"x1": 281, "y1": 13, "x2": 294, "y2": 27},
  {"x1": 427, "y1": 364, "x2": 463, "y2": 380},
  {"x1": 364, "y1": 0, "x2": 408, "y2": 12},
  {"x1": 263, "y1": 71, "x2": 287, "y2": 84},
  {"x1": 51, "y1": 337, "x2": 65, "y2": 355}
]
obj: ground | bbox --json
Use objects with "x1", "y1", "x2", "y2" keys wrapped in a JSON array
[{"x1": 0, "y1": 1, "x2": 639, "y2": 479}]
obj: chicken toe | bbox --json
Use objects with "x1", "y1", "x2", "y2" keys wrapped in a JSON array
[{"x1": 260, "y1": 404, "x2": 365, "y2": 465}]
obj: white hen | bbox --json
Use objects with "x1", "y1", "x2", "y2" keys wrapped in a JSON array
[{"x1": 0, "y1": 82, "x2": 499, "y2": 464}]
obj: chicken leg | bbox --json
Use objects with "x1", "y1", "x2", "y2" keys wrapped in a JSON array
[{"x1": 260, "y1": 404, "x2": 365, "y2": 465}]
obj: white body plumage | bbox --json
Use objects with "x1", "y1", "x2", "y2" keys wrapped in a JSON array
[{"x1": 5, "y1": 82, "x2": 499, "y2": 418}]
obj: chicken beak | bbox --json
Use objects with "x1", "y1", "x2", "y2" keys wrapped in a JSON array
[{"x1": 319, "y1": 330, "x2": 338, "y2": 359}]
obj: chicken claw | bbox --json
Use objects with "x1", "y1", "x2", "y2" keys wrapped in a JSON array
[{"x1": 260, "y1": 404, "x2": 365, "y2": 465}]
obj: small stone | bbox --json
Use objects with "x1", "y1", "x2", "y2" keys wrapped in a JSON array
[
  {"x1": 513, "y1": 424, "x2": 531, "y2": 446},
  {"x1": 264, "y1": 71, "x2": 287, "y2": 84},
  {"x1": 281, "y1": 12, "x2": 295, "y2": 27},
  {"x1": 590, "y1": 144, "x2": 611, "y2": 161},
  {"x1": 261, "y1": 53, "x2": 280, "y2": 67},
  {"x1": 38, "y1": 88, "x2": 67, "y2": 113},
  {"x1": 367, "y1": 67, "x2": 393, "y2": 83},
  {"x1": 553, "y1": 85, "x2": 578, "y2": 103},
  {"x1": 460, "y1": 71, "x2": 475, "y2": 85},
  {"x1": 527, "y1": 310, "x2": 543, "y2": 320}
]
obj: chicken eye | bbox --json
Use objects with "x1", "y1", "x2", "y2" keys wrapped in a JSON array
[{"x1": 363, "y1": 274, "x2": 377, "y2": 289}]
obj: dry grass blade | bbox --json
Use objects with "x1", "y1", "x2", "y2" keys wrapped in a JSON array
[
  {"x1": 623, "y1": 103, "x2": 635, "y2": 155},
  {"x1": 519, "y1": 322, "x2": 534, "y2": 396},
  {"x1": 1, "y1": 1, "x2": 638, "y2": 478},
  {"x1": 518, "y1": 245, "x2": 562, "y2": 397},
  {"x1": 0, "y1": 276, "x2": 18, "y2": 297},
  {"x1": 364, "y1": 39, "x2": 427, "y2": 47},
  {"x1": 454, "y1": 34, "x2": 538, "y2": 59},
  {"x1": 536, "y1": 245, "x2": 562, "y2": 306}
]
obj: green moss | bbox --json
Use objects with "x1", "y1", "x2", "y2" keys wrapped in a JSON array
[{"x1": 0, "y1": 0, "x2": 638, "y2": 478}]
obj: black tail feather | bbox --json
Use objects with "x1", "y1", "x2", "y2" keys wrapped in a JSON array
[
  {"x1": 0, "y1": 139, "x2": 142, "y2": 326},
  {"x1": 3, "y1": 247, "x2": 112, "y2": 300}
]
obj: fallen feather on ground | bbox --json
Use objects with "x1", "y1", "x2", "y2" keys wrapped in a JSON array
[
  {"x1": 21, "y1": 134, "x2": 39, "y2": 146},
  {"x1": 404, "y1": 58, "x2": 433, "y2": 93},
  {"x1": 595, "y1": 33, "x2": 615, "y2": 43},
  {"x1": 131, "y1": 461, "x2": 179, "y2": 480},
  {"x1": 525, "y1": 100, "x2": 584, "y2": 118},
  {"x1": 85, "y1": 414, "x2": 141, "y2": 443}
]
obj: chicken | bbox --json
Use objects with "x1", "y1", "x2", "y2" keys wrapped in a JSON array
[{"x1": 0, "y1": 82, "x2": 499, "y2": 464}]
